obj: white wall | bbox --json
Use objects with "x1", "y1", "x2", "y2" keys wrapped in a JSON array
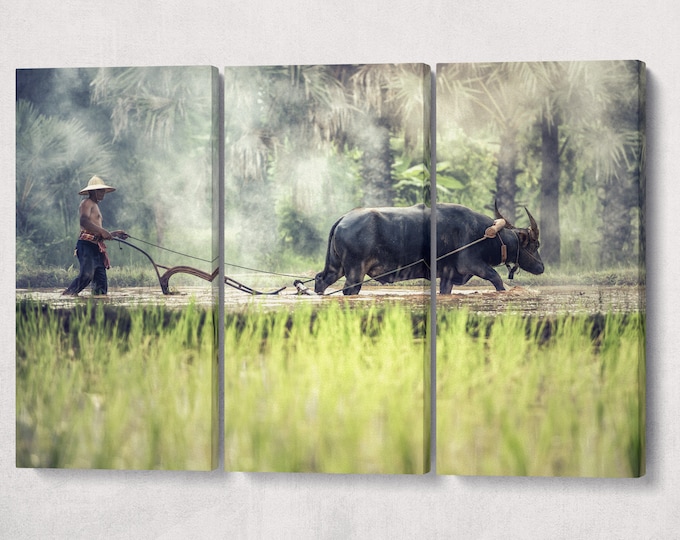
[{"x1": 2, "y1": 1, "x2": 678, "y2": 537}]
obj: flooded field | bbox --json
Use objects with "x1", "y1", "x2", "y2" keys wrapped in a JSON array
[
  {"x1": 16, "y1": 278, "x2": 645, "y2": 475},
  {"x1": 16, "y1": 286, "x2": 218, "y2": 309},
  {"x1": 435, "y1": 284, "x2": 644, "y2": 315},
  {"x1": 17, "y1": 279, "x2": 644, "y2": 316}
]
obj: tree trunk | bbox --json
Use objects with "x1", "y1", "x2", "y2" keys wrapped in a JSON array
[
  {"x1": 495, "y1": 127, "x2": 519, "y2": 222},
  {"x1": 600, "y1": 166, "x2": 633, "y2": 267},
  {"x1": 360, "y1": 118, "x2": 394, "y2": 207},
  {"x1": 539, "y1": 113, "x2": 561, "y2": 266}
]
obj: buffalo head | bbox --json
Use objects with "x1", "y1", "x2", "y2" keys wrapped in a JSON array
[{"x1": 494, "y1": 202, "x2": 544, "y2": 275}]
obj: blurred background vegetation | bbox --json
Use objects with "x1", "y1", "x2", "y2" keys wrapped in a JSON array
[
  {"x1": 17, "y1": 62, "x2": 644, "y2": 288},
  {"x1": 223, "y1": 64, "x2": 431, "y2": 274},
  {"x1": 437, "y1": 61, "x2": 645, "y2": 276},
  {"x1": 224, "y1": 61, "x2": 644, "y2": 281},
  {"x1": 16, "y1": 66, "x2": 217, "y2": 287}
]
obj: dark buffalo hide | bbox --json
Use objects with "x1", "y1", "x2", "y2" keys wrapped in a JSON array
[{"x1": 314, "y1": 203, "x2": 544, "y2": 295}]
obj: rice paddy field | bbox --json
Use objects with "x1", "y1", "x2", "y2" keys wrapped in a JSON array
[
  {"x1": 221, "y1": 281, "x2": 644, "y2": 477},
  {"x1": 436, "y1": 307, "x2": 645, "y2": 477},
  {"x1": 224, "y1": 299, "x2": 431, "y2": 474},
  {"x1": 15, "y1": 279, "x2": 644, "y2": 477},
  {"x1": 15, "y1": 299, "x2": 218, "y2": 470}
]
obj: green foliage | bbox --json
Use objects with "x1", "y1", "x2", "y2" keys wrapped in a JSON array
[
  {"x1": 16, "y1": 301, "x2": 216, "y2": 469},
  {"x1": 224, "y1": 302, "x2": 429, "y2": 473},
  {"x1": 16, "y1": 67, "x2": 216, "y2": 277},
  {"x1": 224, "y1": 65, "x2": 430, "y2": 271},
  {"x1": 392, "y1": 152, "x2": 430, "y2": 206},
  {"x1": 16, "y1": 99, "x2": 115, "y2": 267},
  {"x1": 436, "y1": 61, "x2": 644, "y2": 270},
  {"x1": 435, "y1": 130, "x2": 497, "y2": 208},
  {"x1": 437, "y1": 310, "x2": 645, "y2": 477},
  {"x1": 277, "y1": 204, "x2": 323, "y2": 256}
]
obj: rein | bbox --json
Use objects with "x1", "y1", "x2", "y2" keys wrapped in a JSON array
[
  {"x1": 325, "y1": 226, "x2": 510, "y2": 295},
  {"x1": 113, "y1": 221, "x2": 533, "y2": 296},
  {"x1": 124, "y1": 234, "x2": 215, "y2": 264},
  {"x1": 324, "y1": 257, "x2": 430, "y2": 296},
  {"x1": 436, "y1": 227, "x2": 523, "y2": 281}
]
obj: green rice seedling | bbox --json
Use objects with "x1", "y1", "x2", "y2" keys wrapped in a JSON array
[
  {"x1": 436, "y1": 310, "x2": 645, "y2": 477},
  {"x1": 16, "y1": 300, "x2": 216, "y2": 470},
  {"x1": 224, "y1": 301, "x2": 430, "y2": 474}
]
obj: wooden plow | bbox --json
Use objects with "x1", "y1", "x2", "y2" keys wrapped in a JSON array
[{"x1": 113, "y1": 238, "x2": 285, "y2": 296}]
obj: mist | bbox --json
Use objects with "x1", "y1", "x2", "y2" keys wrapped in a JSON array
[
  {"x1": 435, "y1": 60, "x2": 644, "y2": 270},
  {"x1": 223, "y1": 64, "x2": 430, "y2": 278},
  {"x1": 16, "y1": 66, "x2": 217, "y2": 273}
]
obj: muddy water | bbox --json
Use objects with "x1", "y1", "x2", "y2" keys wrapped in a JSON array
[
  {"x1": 435, "y1": 284, "x2": 645, "y2": 316},
  {"x1": 17, "y1": 282, "x2": 644, "y2": 316},
  {"x1": 223, "y1": 282, "x2": 644, "y2": 316},
  {"x1": 16, "y1": 286, "x2": 218, "y2": 309}
]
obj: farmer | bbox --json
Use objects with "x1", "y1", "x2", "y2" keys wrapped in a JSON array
[{"x1": 62, "y1": 175, "x2": 128, "y2": 296}]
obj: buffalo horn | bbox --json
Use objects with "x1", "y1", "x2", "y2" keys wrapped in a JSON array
[
  {"x1": 494, "y1": 200, "x2": 514, "y2": 229},
  {"x1": 525, "y1": 207, "x2": 539, "y2": 240}
]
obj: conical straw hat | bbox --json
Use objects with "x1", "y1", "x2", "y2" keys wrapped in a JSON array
[{"x1": 78, "y1": 175, "x2": 116, "y2": 195}]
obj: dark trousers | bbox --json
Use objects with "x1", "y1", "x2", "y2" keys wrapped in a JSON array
[{"x1": 64, "y1": 240, "x2": 108, "y2": 295}]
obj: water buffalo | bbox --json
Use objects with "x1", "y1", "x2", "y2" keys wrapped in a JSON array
[
  {"x1": 436, "y1": 203, "x2": 544, "y2": 293},
  {"x1": 314, "y1": 202, "x2": 544, "y2": 295},
  {"x1": 314, "y1": 204, "x2": 430, "y2": 295}
]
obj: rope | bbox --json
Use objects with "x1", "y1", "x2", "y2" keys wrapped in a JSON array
[
  {"x1": 223, "y1": 261, "x2": 313, "y2": 281},
  {"x1": 123, "y1": 235, "x2": 313, "y2": 283},
  {"x1": 324, "y1": 232, "x2": 499, "y2": 296},
  {"x1": 324, "y1": 257, "x2": 430, "y2": 296},
  {"x1": 435, "y1": 235, "x2": 488, "y2": 262},
  {"x1": 124, "y1": 235, "x2": 216, "y2": 264},
  {"x1": 126, "y1": 226, "x2": 525, "y2": 295}
]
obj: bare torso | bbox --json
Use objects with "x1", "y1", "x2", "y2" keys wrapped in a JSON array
[
  {"x1": 79, "y1": 190, "x2": 126, "y2": 240},
  {"x1": 79, "y1": 197, "x2": 110, "y2": 238}
]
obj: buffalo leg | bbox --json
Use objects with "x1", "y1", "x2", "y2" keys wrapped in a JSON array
[
  {"x1": 456, "y1": 253, "x2": 506, "y2": 291},
  {"x1": 476, "y1": 266, "x2": 505, "y2": 291},
  {"x1": 343, "y1": 267, "x2": 364, "y2": 295},
  {"x1": 439, "y1": 272, "x2": 476, "y2": 294},
  {"x1": 314, "y1": 268, "x2": 343, "y2": 294},
  {"x1": 440, "y1": 278, "x2": 454, "y2": 294}
]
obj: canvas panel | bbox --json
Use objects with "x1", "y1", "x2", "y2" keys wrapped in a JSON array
[
  {"x1": 223, "y1": 64, "x2": 432, "y2": 474},
  {"x1": 15, "y1": 65, "x2": 220, "y2": 470},
  {"x1": 434, "y1": 60, "x2": 646, "y2": 477}
]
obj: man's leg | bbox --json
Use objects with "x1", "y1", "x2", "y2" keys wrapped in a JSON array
[
  {"x1": 63, "y1": 241, "x2": 96, "y2": 295},
  {"x1": 92, "y1": 257, "x2": 108, "y2": 295}
]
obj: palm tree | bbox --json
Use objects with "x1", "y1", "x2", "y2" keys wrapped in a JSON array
[
  {"x1": 572, "y1": 61, "x2": 645, "y2": 266},
  {"x1": 222, "y1": 64, "x2": 431, "y2": 266},
  {"x1": 523, "y1": 61, "x2": 574, "y2": 266},
  {"x1": 90, "y1": 66, "x2": 216, "y2": 246},
  {"x1": 437, "y1": 63, "x2": 539, "y2": 222},
  {"x1": 532, "y1": 61, "x2": 645, "y2": 266},
  {"x1": 349, "y1": 64, "x2": 431, "y2": 206},
  {"x1": 223, "y1": 65, "x2": 355, "y2": 263},
  {"x1": 16, "y1": 98, "x2": 113, "y2": 266},
  {"x1": 438, "y1": 61, "x2": 645, "y2": 268}
]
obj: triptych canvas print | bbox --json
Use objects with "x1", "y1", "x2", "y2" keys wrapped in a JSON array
[{"x1": 16, "y1": 60, "x2": 646, "y2": 477}]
